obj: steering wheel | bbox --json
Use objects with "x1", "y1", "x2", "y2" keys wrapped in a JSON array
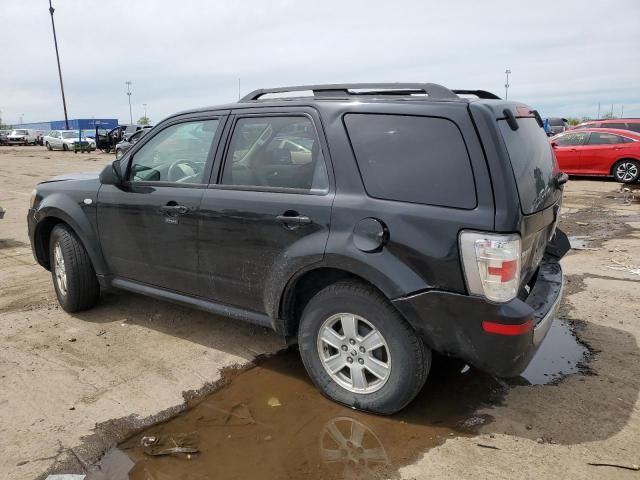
[{"x1": 167, "y1": 159, "x2": 200, "y2": 182}]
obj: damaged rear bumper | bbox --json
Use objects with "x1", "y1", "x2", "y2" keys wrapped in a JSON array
[{"x1": 393, "y1": 257, "x2": 564, "y2": 378}]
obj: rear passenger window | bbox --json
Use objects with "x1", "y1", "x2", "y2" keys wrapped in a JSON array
[
  {"x1": 221, "y1": 116, "x2": 329, "y2": 193},
  {"x1": 627, "y1": 124, "x2": 640, "y2": 134},
  {"x1": 344, "y1": 114, "x2": 476, "y2": 208},
  {"x1": 587, "y1": 132, "x2": 624, "y2": 145}
]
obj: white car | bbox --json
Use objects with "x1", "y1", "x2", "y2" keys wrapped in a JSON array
[
  {"x1": 43, "y1": 130, "x2": 95, "y2": 151},
  {"x1": 7, "y1": 129, "x2": 39, "y2": 145}
]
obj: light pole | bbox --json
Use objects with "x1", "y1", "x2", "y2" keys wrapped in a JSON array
[
  {"x1": 504, "y1": 69, "x2": 511, "y2": 100},
  {"x1": 125, "y1": 81, "x2": 133, "y2": 125},
  {"x1": 48, "y1": 0, "x2": 69, "y2": 130}
]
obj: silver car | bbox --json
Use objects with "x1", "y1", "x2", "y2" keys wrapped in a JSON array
[{"x1": 43, "y1": 130, "x2": 95, "y2": 151}]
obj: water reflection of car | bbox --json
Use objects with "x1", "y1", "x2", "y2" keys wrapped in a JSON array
[
  {"x1": 115, "y1": 129, "x2": 148, "y2": 159},
  {"x1": 43, "y1": 130, "x2": 95, "y2": 151}
]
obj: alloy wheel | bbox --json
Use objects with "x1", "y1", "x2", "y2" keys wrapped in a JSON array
[
  {"x1": 317, "y1": 313, "x2": 391, "y2": 394},
  {"x1": 615, "y1": 162, "x2": 639, "y2": 182},
  {"x1": 54, "y1": 242, "x2": 68, "y2": 296}
]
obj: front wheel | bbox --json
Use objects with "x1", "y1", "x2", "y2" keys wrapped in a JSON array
[
  {"x1": 49, "y1": 225, "x2": 100, "y2": 312},
  {"x1": 298, "y1": 280, "x2": 430, "y2": 414},
  {"x1": 63, "y1": 143, "x2": 69, "y2": 151},
  {"x1": 46, "y1": 142, "x2": 52, "y2": 151},
  {"x1": 613, "y1": 160, "x2": 640, "y2": 183}
]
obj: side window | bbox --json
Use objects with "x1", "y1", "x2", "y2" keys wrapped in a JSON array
[
  {"x1": 587, "y1": 132, "x2": 624, "y2": 145},
  {"x1": 344, "y1": 113, "x2": 476, "y2": 208},
  {"x1": 555, "y1": 132, "x2": 588, "y2": 146},
  {"x1": 220, "y1": 116, "x2": 329, "y2": 193},
  {"x1": 627, "y1": 124, "x2": 640, "y2": 134},
  {"x1": 605, "y1": 123, "x2": 627, "y2": 129},
  {"x1": 128, "y1": 119, "x2": 219, "y2": 184}
]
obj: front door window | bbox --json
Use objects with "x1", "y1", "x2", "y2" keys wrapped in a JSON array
[{"x1": 128, "y1": 119, "x2": 220, "y2": 184}]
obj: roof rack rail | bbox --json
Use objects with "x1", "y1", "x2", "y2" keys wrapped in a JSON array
[
  {"x1": 452, "y1": 89, "x2": 501, "y2": 99},
  {"x1": 239, "y1": 83, "x2": 459, "y2": 102}
]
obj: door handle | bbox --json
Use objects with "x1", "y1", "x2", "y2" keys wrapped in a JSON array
[
  {"x1": 276, "y1": 214, "x2": 311, "y2": 225},
  {"x1": 160, "y1": 205, "x2": 189, "y2": 215}
]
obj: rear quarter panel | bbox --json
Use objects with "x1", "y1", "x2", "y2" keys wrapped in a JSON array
[{"x1": 315, "y1": 101, "x2": 495, "y2": 298}]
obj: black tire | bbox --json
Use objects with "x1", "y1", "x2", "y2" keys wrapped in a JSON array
[
  {"x1": 298, "y1": 280, "x2": 430, "y2": 414},
  {"x1": 46, "y1": 142, "x2": 52, "y2": 151},
  {"x1": 612, "y1": 159, "x2": 640, "y2": 183},
  {"x1": 63, "y1": 143, "x2": 69, "y2": 151},
  {"x1": 49, "y1": 224, "x2": 100, "y2": 313}
]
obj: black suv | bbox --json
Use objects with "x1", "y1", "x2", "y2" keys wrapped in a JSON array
[{"x1": 28, "y1": 83, "x2": 568, "y2": 414}]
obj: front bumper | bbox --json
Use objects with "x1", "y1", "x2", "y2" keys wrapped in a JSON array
[{"x1": 393, "y1": 257, "x2": 564, "y2": 378}]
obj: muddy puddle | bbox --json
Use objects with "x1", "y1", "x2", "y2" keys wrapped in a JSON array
[
  {"x1": 520, "y1": 320, "x2": 589, "y2": 385},
  {"x1": 91, "y1": 320, "x2": 588, "y2": 480}
]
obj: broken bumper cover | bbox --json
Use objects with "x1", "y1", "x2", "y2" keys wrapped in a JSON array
[{"x1": 393, "y1": 258, "x2": 564, "y2": 378}]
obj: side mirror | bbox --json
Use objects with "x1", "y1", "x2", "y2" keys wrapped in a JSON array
[{"x1": 99, "y1": 159, "x2": 124, "y2": 185}]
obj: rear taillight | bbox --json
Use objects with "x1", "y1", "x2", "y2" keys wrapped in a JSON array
[{"x1": 459, "y1": 231, "x2": 522, "y2": 303}]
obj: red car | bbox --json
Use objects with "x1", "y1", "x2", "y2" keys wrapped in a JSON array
[
  {"x1": 571, "y1": 118, "x2": 640, "y2": 134},
  {"x1": 551, "y1": 128, "x2": 640, "y2": 183}
]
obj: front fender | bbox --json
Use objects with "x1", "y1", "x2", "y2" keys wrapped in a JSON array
[{"x1": 34, "y1": 194, "x2": 108, "y2": 275}]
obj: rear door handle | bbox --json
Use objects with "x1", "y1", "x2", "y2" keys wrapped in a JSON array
[
  {"x1": 276, "y1": 215, "x2": 311, "y2": 225},
  {"x1": 160, "y1": 205, "x2": 189, "y2": 215}
]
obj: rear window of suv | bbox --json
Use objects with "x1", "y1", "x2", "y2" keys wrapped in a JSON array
[
  {"x1": 499, "y1": 117, "x2": 559, "y2": 214},
  {"x1": 344, "y1": 114, "x2": 476, "y2": 209}
]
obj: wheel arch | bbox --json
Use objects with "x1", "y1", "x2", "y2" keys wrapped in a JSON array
[
  {"x1": 276, "y1": 264, "x2": 406, "y2": 338},
  {"x1": 33, "y1": 205, "x2": 107, "y2": 276},
  {"x1": 610, "y1": 157, "x2": 640, "y2": 176}
]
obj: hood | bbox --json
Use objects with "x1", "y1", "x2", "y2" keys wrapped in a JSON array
[{"x1": 40, "y1": 172, "x2": 100, "y2": 184}]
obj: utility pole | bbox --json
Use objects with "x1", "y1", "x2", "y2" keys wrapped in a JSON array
[
  {"x1": 125, "y1": 81, "x2": 133, "y2": 125},
  {"x1": 143, "y1": 103, "x2": 147, "y2": 119},
  {"x1": 597, "y1": 103, "x2": 601, "y2": 119},
  {"x1": 504, "y1": 69, "x2": 511, "y2": 100},
  {"x1": 621, "y1": 105, "x2": 624, "y2": 117},
  {"x1": 238, "y1": 78, "x2": 241, "y2": 100},
  {"x1": 48, "y1": 0, "x2": 69, "y2": 130},
  {"x1": 610, "y1": 104, "x2": 614, "y2": 118}
]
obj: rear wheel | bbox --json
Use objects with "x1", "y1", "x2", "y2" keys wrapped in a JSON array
[
  {"x1": 298, "y1": 280, "x2": 430, "y2": 414},
  {"x1": 49, "y1": 225, "x2": 100, "y2": 312},
  {"x1": 63, "y1": 143, "x2": 69, "y2": 151},
  {"x1": 613, "y1": 159, "x2": 640, "y2": 183}
]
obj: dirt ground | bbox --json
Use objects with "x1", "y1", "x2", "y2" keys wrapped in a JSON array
[{"x1": 1, "y1": 146, "x2": 639, "y2": 480}]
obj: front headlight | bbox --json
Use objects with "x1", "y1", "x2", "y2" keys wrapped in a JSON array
[{"x1": 30, "y1": 189, "x2": 38, "y2": 208}]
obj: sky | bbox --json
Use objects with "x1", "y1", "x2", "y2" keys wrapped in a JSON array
[{"x1": 1, "y1": 0, "x2": 639, "y2": 126}]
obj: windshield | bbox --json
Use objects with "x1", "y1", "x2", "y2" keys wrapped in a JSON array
[
  {"x1": 11, "y1": 130, "x2": 27, "y2": 135},
  {"x1": 499, "y1": 117, "x2": 560, "y2": 214},
  {"x1": 61, "y1": 131, "x2": 78, "y2": 139}
]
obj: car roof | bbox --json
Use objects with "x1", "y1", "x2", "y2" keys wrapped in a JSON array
[
  {"x1": 581, "y1": 118, "x2": 640, "y2": 123},
  {"x1": 555, "y1": 127, "x2": 640, "y2": 139},
  {"x1": 164, "y1": 83, "x2": 509, "y2": 118}
]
